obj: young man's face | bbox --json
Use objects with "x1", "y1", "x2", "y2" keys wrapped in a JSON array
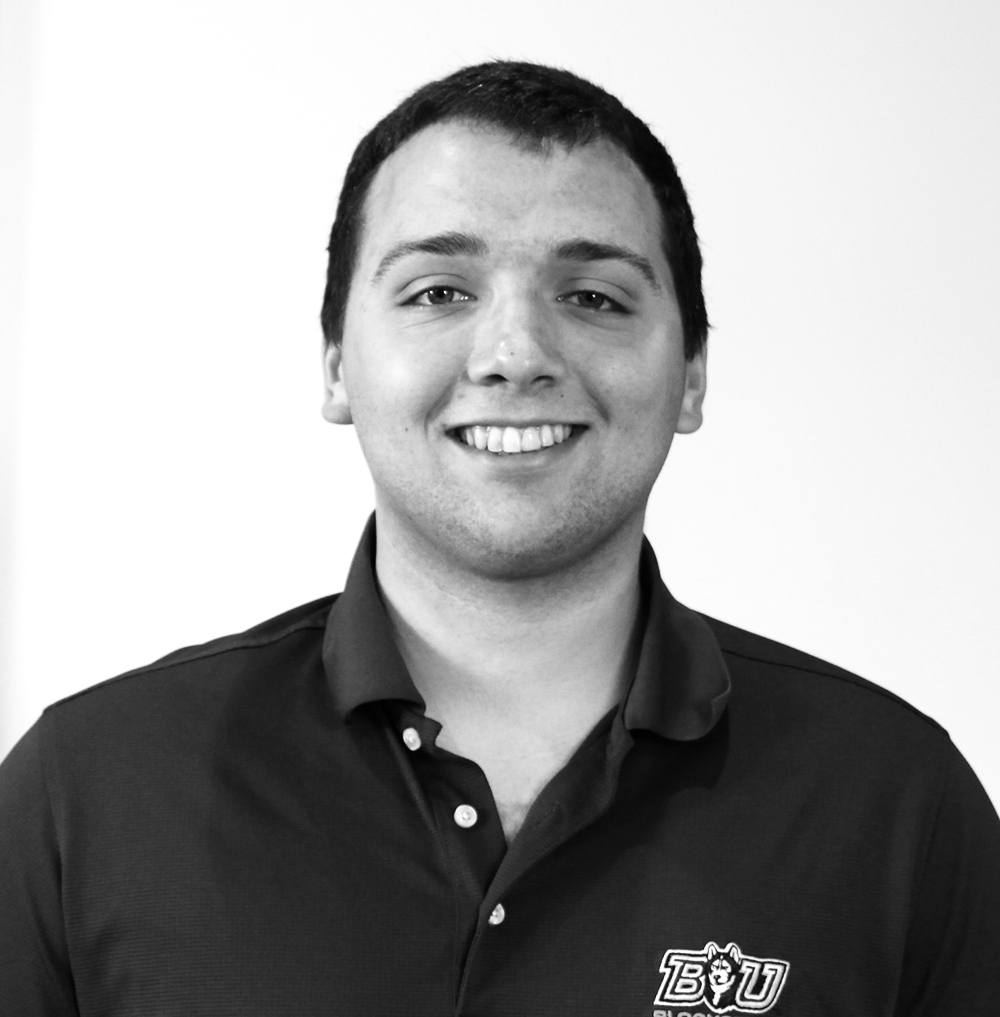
[{"x1": 324, "y1": 120, "x2": 706, "y2": 578}]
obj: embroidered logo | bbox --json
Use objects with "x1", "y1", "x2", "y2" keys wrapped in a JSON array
[{"x1": 653, "y1": 941, "x2": 790, "y2": 1014}]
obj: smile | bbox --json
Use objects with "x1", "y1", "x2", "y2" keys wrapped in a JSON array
[{"x1": 452, "y1": 424, "x2": 580, "y2": 455}]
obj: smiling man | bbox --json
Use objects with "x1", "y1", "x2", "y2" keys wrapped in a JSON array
[
  {"x1": 319, "y1": 117, "x2": 706, "y2": 844},
  {"x1": 2, "y1": 61, "x2": 999, "y2": 1017}
]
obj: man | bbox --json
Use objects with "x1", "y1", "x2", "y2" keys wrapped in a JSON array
[{"x1": 2, "y1": 61, "x2": 998, "y2": 1017}]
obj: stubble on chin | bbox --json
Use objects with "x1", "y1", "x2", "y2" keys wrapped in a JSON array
[{"x1": 392, "y1": 486, "x2": 646, "y2": 587}]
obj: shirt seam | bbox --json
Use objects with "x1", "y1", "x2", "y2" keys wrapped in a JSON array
[
  {"x1": 44, "y1": 616, "x2": 329, "y2": 711},
  {"x1": 719, "y1": 646, "x2": 945, "y2": 732},
  {"x1": 36, "y1": 714, "x2": 83, "y2": 1015},
  {"x1": 891, "y1": 734, "x2": 954, "y2": 1014}
]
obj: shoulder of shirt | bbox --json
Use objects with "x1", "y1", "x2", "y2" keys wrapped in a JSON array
[
  {"x1": 43, "y1": 593, "x2": 341, "y2": 713},
  {"x1": 698, "y1": 610, "x2": 946, "y2": 736}
]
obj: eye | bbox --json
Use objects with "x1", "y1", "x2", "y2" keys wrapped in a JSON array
[
  {"x1": 406, "y1": 286, "x2": 473, "y2": 307},
  {"x1": 558, "y1": 290, "x2": 626, "y2": 313}
]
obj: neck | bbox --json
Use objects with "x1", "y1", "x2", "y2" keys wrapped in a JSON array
[{"x1": 374, "y1": 513, "x2": 644, "y2": 737}]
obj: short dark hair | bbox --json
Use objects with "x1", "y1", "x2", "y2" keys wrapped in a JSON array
[{"x1": 320, "y1": 60, "x2": 708, "y2": 360}]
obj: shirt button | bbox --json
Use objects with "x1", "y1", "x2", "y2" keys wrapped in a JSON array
[
  {"x1": 401, "y1": 727, "x2": 422, "y2": 751},
  {"x1": 488, "y1": 902, "x2": 506, "y2": 926},
  {"x1": 453, "y1": 804, "x2": 478, "y2": 828}
]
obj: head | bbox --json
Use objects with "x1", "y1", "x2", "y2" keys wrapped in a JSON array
[
  {"x1": 320, "y1": 61, "x2": 708, "y2": 362},
  {"x1": 319, "y1": 63, "x2": 709, "y2": 580}
]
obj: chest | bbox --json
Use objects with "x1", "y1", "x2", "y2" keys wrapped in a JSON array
[{"x1": 62, "y1": 729, "x2": 920, "y2": 1017}]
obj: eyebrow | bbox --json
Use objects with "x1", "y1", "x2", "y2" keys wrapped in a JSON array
[
  {"x1": 371, "y1": 231, "x2": 488, "y2": 284},
  {"x1": 369, "y1": 231, "x2": 661, "y2": 293},
  {"x1": 552, "y1": 238, "x2": 661, "y2": 292}
]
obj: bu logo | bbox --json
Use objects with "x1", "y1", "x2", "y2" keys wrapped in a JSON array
[{"x1": 654, "y1": 941, "x2": 790, "y2": 1014}]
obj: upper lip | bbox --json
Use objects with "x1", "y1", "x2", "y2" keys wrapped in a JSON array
[{"x1": 446, "y1": 420, "x2": 587, "y2": 430}]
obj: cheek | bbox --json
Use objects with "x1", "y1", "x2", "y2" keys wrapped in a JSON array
[
  {"x1": 343, "y1": 333, "x2": 460, "y2": 436},
  {"x1": 580, "y1": 315, "x2": 686, "y2": 416},
  {"x1": 597, "y1": 354, "x2": 686, "y2": 439}
]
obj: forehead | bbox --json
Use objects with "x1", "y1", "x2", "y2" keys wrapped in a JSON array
[{"x1": 356, "y1": 121, "x2": 665, "y2": 270}]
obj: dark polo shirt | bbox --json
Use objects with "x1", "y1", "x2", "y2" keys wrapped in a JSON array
[{"x1": 2, "y1": 520, "x2": 999, "y2": 1016}]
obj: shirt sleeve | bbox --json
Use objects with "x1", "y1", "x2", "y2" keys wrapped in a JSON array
[
  {"x1": 894, "y1": 739, "x2": 1000, "y2": 1016},
  {"x1": 0, "y1": 718, "x2": 79, "y2": 1017}
]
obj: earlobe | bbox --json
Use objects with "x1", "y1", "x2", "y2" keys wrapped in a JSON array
[
  {"x1": 676, "y1": 348, "x2": 707, "y2": 435},
  {"x1": 321, "y1": 341, "x2": 353, "y2": 425}
]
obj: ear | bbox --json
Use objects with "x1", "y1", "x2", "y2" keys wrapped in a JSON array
[
  {"x1": 676, "y1": 347, "x2": 707, "y2": 435},
  {"x1": 321, "y1": 341, "x2": 352, "y2": 424}
]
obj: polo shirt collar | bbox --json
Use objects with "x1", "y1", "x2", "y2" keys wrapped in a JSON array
[
  {"x1": 322, "y1": 516, "x2": 425, "y2": 719},
  {"x1": 322, "y1": 516, "x2": 731, "y2": 740},
  {"x1": 624, "y1": 540, "x2": 732, "y2": 740}
]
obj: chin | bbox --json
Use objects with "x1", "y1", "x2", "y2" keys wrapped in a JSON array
[
  {"x1": 458, "y1": 537, "x2": 576, "y2": 581},
  {"x1": 378, "y1": 480, "x2": 646, "y2": 580},
  {"x1": 432, "y1": 504, "x2": 630, "y2": 582}
]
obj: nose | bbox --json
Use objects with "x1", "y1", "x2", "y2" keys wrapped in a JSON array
[{"x1": 465, "y1": 293, "x2": 564, "y2": 390}]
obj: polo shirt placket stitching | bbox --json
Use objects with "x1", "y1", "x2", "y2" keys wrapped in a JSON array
[
  {"x1": 377, "y1": 704, "x2": 477, "y2": 998},
  {"x1": 411, "y1": 722, "x2": 508, "y2": 999},
  {"x1": 453, "y1": 713, "x2": 634, "y2": 1014}
]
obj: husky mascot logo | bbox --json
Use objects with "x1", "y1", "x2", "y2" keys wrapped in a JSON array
[{"x1": 654, "y1": 941, "x2": 789, "y2": 1014}]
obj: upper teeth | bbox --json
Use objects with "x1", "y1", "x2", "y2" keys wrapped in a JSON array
[{"x1": 458, "y1": 424, "x2": 575, "y2": 454}]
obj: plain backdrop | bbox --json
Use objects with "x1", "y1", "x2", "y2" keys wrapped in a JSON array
[{"x1": 2, "y1": 0, "x2": 998, "y2": 806}]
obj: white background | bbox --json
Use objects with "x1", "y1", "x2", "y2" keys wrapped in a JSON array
[{"x1": 2, "y1": 0, "x2": 998, "y2": 805}]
